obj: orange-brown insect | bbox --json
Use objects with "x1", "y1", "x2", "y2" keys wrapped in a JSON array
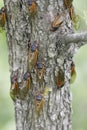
[
  {"x1": 27, "y1": 0, "x2": 37, "y2": 17},
  {"x1": 0, "y1": 7, "x2": 6, "y2": 28},
  {"x1": 64, "y1": 0, "x2": 79, "y2": 29},
  {"x1": 69, "y1": 6, "x2": 76, "y2": 21},
  {"x1": 70, "y1": 62, "x2": 76, "y2": 84},
  {"x1": 19, "y1": 71, "x2": 32, "y2": 99},
  {"x1": 35, "y1": 91, "x2": 44, "y2": 116},
  {"x1": 64, "y1": 0, "x2": 73, "y2": 9},
  {"x1": 55, "y1": 69, "x2": 65, "y2": 89},
  {"x1": 23, "y1": 71, "x2": 31, "y2": 91},
  {"x1": 1, "y1": 7, "x2": 6, "y2": 25},
  {"x1": 36, "y1": 62, "x2": 45, "y2": 84},
  {"x1": 28, "y1": 41, "x2": 39, "y2": 71},
  {"x1": 50, "y1": 14, "x2": 64, "y2": 31},
  {"x1": 10, "y1": 76, "x2": 19, "y2": 101},
  {"x1": 69, "y1": 6, "x2": 80, "y2": 29}
]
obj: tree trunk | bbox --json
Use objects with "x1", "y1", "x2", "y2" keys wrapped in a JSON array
[{"x1": 4, "y1": 0, "x2": 87, "y2": 130}]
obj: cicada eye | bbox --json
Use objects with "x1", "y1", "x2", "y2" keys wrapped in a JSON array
[
  {"x1": 23, "y1": 71, "x2": 31, "y2": 80},
  {"x1": 28, "y1": 0, "x2": 32, "y2": 5},
  {"x1": 37, "y1": 62, "x2": 44, "y2": 69},
  {"x1": 36, "y1": 94, "x2": 42, "y2": 101},
  {"x1": 31, "y1": 43, "x2": 37, "y2": 52}
]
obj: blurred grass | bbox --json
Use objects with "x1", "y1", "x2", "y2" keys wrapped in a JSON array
[
  {"x1": 0, "y1": 0, "x2": 87, "y2": 130},
  {"x1": 0, "y1": 31, "x2": 15, "y2": 130},
  {"x1": 72, "y1": 45, "x2": 87, "y2": 130}
]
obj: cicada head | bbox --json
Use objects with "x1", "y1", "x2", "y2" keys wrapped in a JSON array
[
  {"x1": 23, "y1": 71, "x2": 31, "y2": 80},
  {"x1": 27, "y1": 0, "x2": 32, "y2": 5},
  {"x1": 36, "y1": 62, "x2": 45, "y2": 82},
  {"x1": 37, "y1": 62, "x2": 44, "y2": 69},
  {"x1": 56, "y1": 69, "x2": 65, "y2": 89},
  {"x1": 1, "y1": 7, "x2": 5, "y2": 13},
  {"x1": 36, "y1": 94, "x2": 43, "y2": 101},
  {"x1": 31, "y1": 41, "x2": 38, "y2": 52}
]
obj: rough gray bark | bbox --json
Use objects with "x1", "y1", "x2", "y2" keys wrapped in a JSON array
[{"x1": 4, "y1": 0, "x2": 87, "y2": 130}]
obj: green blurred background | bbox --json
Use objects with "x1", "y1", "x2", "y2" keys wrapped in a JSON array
[{"x1": 0, "y1": 0, "x2": 87, "y2": 130}]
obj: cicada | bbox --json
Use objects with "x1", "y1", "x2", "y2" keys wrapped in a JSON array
[
  {"x1": 64, "y1": 0, "x2": 73, "y2": 9},
  {"x1": 27, "y1": 0, "x2": 37, "y2": 17},
  {"x1": 55, "y1": 69, "x2": 65, "y2": 89},
  {"x1": 0, "y1": 7, "x2": 6, "y2": 28},
  {"x1": 35, "y1": 91, "x2": 44, "y2": 116},
  {"x1": 10, "y1": 76, "x2": 19, "y2": 101},
  {"x1": 69, "y1": 6, "x2": 80, "y2": 30},
  {"x1": 36, "y1": 62, "x2": 45, "y2": 84},
  {"x1": 50, "y1": 14, "x2": 65, "y2": 31},
  {"x1": 19, "y1": 71, "x2": 32, "y2": 99},
  {"x1": 23, "y1": 71, "x2": 31, "y2": 91},
  {"x1": 28, "y1": 41, "x2": 39, "y2": 71},
  {"x1": 70, "y1": 62, "x2": 76, "y2": 84}
]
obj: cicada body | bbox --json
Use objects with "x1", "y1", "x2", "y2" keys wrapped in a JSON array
[
  {"x1": 27, "y1": 0, "x2": 37, "y2": 17},
  {"x1": 55, "y1": 69, "x2": 65, "y2": 89},
  {"x1": 19, "y1": 71, "x2": 32, "y2": 99},
  {"x1": 0, "y1": 7, "x2": 6, "y2": 28},
  {"x1": 70, "y1": 62, "x2": 76, "y2": 84},
  {"x1": 10, "y1": 76, "x2": 19, "y2": 101},
  {"x1": 36, "y1": 62, "x2": 45, "y2": 84},
  {"x1": 69, "y1": 6, "x2": 76, "y2": 21},
  {"x1": 28, "y1": 41, "x2": 39, "y2": 71},
  {"x1": 64, "y1": 0, "x2": 73, "y2": 9},
  {"x1": 1, "y1": 7, "x2": 6, "y2": 24},
  {"x1": 35, "y1": 92, "x2": 44, "y2": 116},
  {"x1": 23, "y1": 71, "x2": 31, "y2": 91},
  {"x1": 69, "y1": 6, "x2": 80, "y2": 30},
  {"x1": 50, "y1": 14, "x2": 64, "y2": 31},
  {"x1": 0, "y1": 10, "x2": 5, "y2": 28}
]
